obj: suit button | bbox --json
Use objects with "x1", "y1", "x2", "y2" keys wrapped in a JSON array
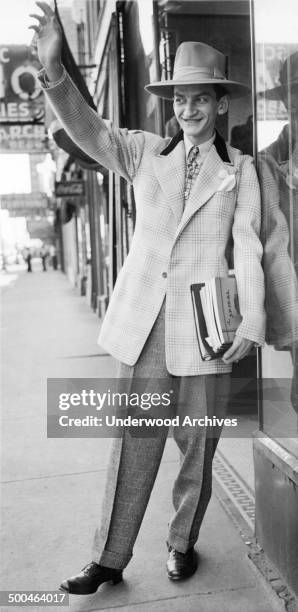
[{"x1": 162, "y1": 272, "x2": 167, "y2": 278}]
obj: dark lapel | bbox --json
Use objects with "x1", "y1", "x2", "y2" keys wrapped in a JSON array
[{"x1": 159, "y1": 129, "x2": 231, "y2": 162}]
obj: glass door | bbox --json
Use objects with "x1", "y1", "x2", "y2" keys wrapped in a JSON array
[{"x1": 253, "y1": 0, "x2": 298, "y2": 455}]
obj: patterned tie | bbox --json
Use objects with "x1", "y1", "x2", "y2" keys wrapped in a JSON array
[{"x1": 184, "y1": 145, "x2": 200, "y2": 200}]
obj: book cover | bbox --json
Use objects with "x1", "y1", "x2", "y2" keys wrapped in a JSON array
[
  {"x1": 190, "y1": 283, "x2": 219, "y2": 360},
  {"x1": 214, "y1": 277, "x2": 242, "y2": 343},
  {"x1": 191, "y1": 277, "x2": 242, "y2": 360}
]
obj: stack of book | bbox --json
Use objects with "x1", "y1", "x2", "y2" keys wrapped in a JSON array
[{"x1": 190, "y1": 276, "x2": 242, "y2": 361}]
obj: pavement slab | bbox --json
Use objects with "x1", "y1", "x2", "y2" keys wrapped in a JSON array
[{"x1": 1, "y1": 269, "x2": 284, "y2": 612}]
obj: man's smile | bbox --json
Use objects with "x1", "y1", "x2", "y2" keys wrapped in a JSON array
[{"x1": 182, "y1": 118, "x2": 203, "y2": 124}]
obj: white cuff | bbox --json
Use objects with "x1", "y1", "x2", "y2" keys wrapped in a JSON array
[{"x1": 38, "y1": 66, "x2": 66, "y2": 89}]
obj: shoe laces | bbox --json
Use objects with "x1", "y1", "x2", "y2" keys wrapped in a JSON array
[
  {"x1": 81, "y1": 562, "x2": 98, "y2": 576},
  {"x1": 168, "y1": 546, "x2": 189, "y2": 558}
]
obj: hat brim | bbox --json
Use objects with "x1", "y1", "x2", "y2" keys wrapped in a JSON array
[
  {"x1": 145, "y1": 79, "x2": 250, "y2": 100},
  {"x1": 259, "y1": 81, "x2": 298, "y2": 100}
]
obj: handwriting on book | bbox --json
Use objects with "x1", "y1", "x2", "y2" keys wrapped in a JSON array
[{"x1": 225, "y1": 288, "x2": 239, "y2": 327}]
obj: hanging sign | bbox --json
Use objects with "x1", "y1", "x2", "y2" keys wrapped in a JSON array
[
  {"x1": 0, "y1": 123, "x2": 48, "y2": 152},
  {"x1": 55, "y1": 180, "x2": 85, "y2": 197},
  {"x1": 0, "y1": 45, "x2": 45, "y2": 125}
]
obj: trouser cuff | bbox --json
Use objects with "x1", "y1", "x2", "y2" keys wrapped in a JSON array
[
  {"x1": 92, "y1": 547, "x2": 132, "y2": 570},
  {"x1": 167, "y1": 530, "x2": 197, "y2": 553}
]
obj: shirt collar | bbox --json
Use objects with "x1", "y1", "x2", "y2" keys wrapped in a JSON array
[
  {"x1": 160, "y1": 129, "x2": 231, "y2": 163},
  {"x1": 184, "y1": 132, "x2": 216, "y2": 158}
]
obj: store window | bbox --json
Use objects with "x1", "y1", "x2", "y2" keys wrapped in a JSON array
[{"x1": 254, "y1": 0, "x2": 298, "y2": 453}]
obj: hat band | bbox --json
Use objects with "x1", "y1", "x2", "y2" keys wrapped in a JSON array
[{"x1": 173, "y1": 65, "x2": 225, "y2": 81}]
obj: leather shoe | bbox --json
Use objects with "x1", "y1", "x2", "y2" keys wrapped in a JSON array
[
  {"x1": 166, "y1": 546, "x2": 198, "y2": 580},
  {"x1": 59, "y1": 562, "x2": 123, "y2": 595}
]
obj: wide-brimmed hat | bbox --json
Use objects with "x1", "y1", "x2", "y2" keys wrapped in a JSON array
[
  {"x1": 145, "y1": 41, "x2": 250, "y2": 100},
  {"x1": 261, "y1": 52, "x2": 298, "y2": 100}
]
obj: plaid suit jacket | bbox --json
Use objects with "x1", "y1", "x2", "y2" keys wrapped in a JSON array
[
  {"x1": 258, "y1": 133, "x2": 298, "y2": 348},
  {"x1": 41, "y1": 69, "x2": 265, "y2": 375}
]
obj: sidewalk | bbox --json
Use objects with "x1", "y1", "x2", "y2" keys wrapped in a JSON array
[{"x1": 1, "y1": 268, "x2": 283, "y2": 612}]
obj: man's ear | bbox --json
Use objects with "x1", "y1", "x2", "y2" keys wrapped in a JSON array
[{"x1": 217, "y1": 95, "x2": 229, "y2": 115}]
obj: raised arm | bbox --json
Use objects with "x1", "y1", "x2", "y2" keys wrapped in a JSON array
[
  {"x1": 30, "y1": 2, "x2": 64, "y2": 82},
  {"x1": 30, "y1": 2, "x2": 146, "y2": 182}
]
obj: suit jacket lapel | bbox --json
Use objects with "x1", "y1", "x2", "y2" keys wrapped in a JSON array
[
  {"x1": 153, "y1": 140, "x2": 186, "y2": 225},
  {"x1": 152, "y1": 131, "x2": 235, "y2": 234},
  {"x1": 175, "y1": 145, "x2": 235, "y2": 240}
]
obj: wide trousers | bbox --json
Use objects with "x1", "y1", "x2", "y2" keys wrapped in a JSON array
[{"x1": 92, "y1": 300, "x2": 231, "y2": 569}]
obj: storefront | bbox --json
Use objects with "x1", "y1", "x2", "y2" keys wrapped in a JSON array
[{"x1": 252, "y1": 0, "x2": 298, "y2": 594}]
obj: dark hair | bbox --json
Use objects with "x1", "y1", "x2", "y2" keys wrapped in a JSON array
[{"x1": 213, "y1": 84, "x2": 228, "y2": 100}]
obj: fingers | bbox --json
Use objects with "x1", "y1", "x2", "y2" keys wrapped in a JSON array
[
  {"x1": 222, "y1": 344, "x2": 237, "y2": 360},
  {"x1": 29, "y1": 13, "x2": 47, "y2": 24},
  {"x1": 222, "y1": 338, "x2": 253, "y2": 364},
  {"x1": 29, "y1": 33, "x2": 38, "y2": 49},
  {"x1": 28, "y1": 25, "x2": 40, "y2": 33},
  {"x1": 222, "y1": 350, "x2": 241, "y2": 364},
  {"x1": 222, "y1": 352, "x2": 240, "y2": 364},
  {"x1": 224, "y1": 351, "x2": 241, "y2": 364},
  {"x1": 222, "y1": 337, "x2": 241, "y2": 363},
  {"x1": 35, "y1": 1, "x2": 55, "y2": 17},
  {"x1": 29, "y1": 3, "x2": 58, "y2": 39}
]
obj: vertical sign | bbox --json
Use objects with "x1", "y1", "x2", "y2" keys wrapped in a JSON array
[{"x1": 0, "y1": 45, "x2": 48, "y2": 152}]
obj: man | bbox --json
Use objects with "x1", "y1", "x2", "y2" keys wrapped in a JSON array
[
  {"x1": 40, "y1": 244, "x2": 48, "y2": 271},
  {"x1": 23, "y1": 247, "x2": 32, "y2": 273},
  {"x1": 257, "y1": 52, "x2": 298, "y2": 411},
  {"x1": 30, "y1": 1, "x2": 265, "y2": 595}
]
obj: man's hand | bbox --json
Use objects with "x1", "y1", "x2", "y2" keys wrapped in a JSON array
[
  {"x1": 29, "y1": 1, "x2": 63, "y2": 81},
  {"x1": 222, "y1": 336, "x2": 254, "y2": 365}
]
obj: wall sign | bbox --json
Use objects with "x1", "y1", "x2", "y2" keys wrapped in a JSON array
[
  {"x1": 55, "y1": 181, "x2": 85, "y2": 197},
  {"x1": 0, "y1": 45, "x2": 44, "y2": 124},
  {"x1": 0, "y1": 45, "x2": 48, "y2": 152},
  {"x1": 0, "y1": 124, "x2": 48, "y2": 152}
]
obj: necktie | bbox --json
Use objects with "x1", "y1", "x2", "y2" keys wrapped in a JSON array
[{"x1": 185, "y1": 145, "x2": 200, "y2": 200}]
